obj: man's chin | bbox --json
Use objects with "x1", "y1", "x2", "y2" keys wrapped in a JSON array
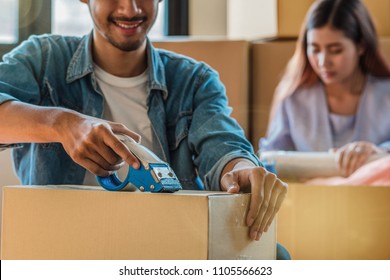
[{"x1": 109, "y1": 38, "x2": 146, "y2": 52}]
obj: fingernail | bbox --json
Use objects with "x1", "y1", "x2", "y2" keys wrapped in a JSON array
[
  {"x1": 228, "y1": 182, "x2": 239, "y2": 192},
  {"x1": 256, "y1": 232, "x2": 262, "y2": 241},
  {"x1": 132, "y1": 162, "x2": 140, "y2": 169},
  {"x1": 247, "y1": 217, "x2": 255, "y2": 227},
  {"x1": 251, "y1": 230, "x2": 258, "y2": 240}
]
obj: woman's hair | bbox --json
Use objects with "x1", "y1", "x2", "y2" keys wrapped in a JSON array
[{"x1": 270, "y1": 0, "x2": 390, "y2": 117}]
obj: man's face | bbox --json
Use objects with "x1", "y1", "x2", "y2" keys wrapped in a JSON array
[{"x1": 81, "y1": 0, "x2": 160, "y2": 52}]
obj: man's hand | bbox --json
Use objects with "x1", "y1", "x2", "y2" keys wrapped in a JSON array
[
  {"x1": 55, "y1": 110, "x2": 141, "y2": 177},
  {"x1": 220, "y1": 159, "x2": 288, "y2": 241}
]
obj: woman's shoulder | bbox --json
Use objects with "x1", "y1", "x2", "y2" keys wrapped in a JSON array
[
  {"x1": 368, "y1": 75, "x2": 390, "y2": 87},
  {"x1": 366, "y1": 75, "x2": 390, "y2": 97},
  {"x1": 286, "y1": 82, "x2": 324, "y2": 103}
]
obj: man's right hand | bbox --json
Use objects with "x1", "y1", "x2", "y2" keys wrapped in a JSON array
[{"x1": 56, "y1": 110, "x2": 141, "y2": 177}]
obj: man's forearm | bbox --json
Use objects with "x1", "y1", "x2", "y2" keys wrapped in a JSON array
[{"x1": 0, "y1": 100, "x2": 69, "y2": 144}]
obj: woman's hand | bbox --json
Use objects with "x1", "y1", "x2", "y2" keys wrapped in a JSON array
[{"x1": 331, "y1": 141, "x2": 387, "y2": 177}]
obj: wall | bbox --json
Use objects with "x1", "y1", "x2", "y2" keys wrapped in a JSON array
[
  {"x1": 189, "y1": 0, "x2": 227, "y2": 36},
  {"x1": 0, "y1": 150, "x2": 19, "y2": 186}
]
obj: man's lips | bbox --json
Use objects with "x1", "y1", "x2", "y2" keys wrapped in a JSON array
[
  {"x1": 110, "y1": 16, "x2": 146, "y2": 30},
  {"x1": 113, "y1": 20, "x2": 143, "y2": 29}
]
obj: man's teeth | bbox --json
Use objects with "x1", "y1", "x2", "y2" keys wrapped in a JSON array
[{"x1": 116, "y1": 22, "x2": 140, "y2": 29}]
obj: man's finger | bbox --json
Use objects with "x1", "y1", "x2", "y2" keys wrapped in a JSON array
[
  {"x1": 105, "y1": 135, "x2": 140, "y2": 169},
  {"x1": 246, "y1": 168, "x2": 266, "y2": 228}
]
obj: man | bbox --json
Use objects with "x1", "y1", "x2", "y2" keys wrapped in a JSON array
[{"x1": 0, "y1": 0, "x2": 287, "y2": 246}]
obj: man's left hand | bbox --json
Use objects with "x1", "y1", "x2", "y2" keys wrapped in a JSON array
[{"x1": 220, "y1": 159, "x2": 288, "y2": 241}]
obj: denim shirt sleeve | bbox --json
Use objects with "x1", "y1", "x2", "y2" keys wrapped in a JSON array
[
  {"x1": 0, "y1": 36, "x2": 45, "y2": 106},
  {"x1": 187, "y1": 66, "x2": 261, "y2": 191}
]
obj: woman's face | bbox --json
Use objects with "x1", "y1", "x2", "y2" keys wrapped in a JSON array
[{"x1": 306, "y1": 25, "x2": 364, "y2": 85}]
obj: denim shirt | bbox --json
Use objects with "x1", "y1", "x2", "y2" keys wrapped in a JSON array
[{"x1": 0, "y1": 33, "x2": 260, "y2": 190}]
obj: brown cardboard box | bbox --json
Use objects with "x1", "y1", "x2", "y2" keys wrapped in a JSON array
[
  {"x1": 277, "y1": 183, "x2": 390, "y2": 260},
  {"x1": 264, "y1": 0, "x2": 390, "y2": 38},
  {"x1": 152, "y1": 39, "x2": 250, "y2": 137},
  {"x1": 1, "y1": 185, "x2": 276, "y2": 260},
  {"x1": 250, "y1": 39, "x2": 296, "y2": 147},
  {"x1": 226, "y1": 0, "x2": 313, "y2": 39},
  {"x1": 276, "y1": 0, "x2": 314, "y2": 37},
  {"x1": 378, "y1": 37, "x2": 390, "y2": 65},
  {"x1": 364, "y1": 0, "x2": 390, "y2": 37}
]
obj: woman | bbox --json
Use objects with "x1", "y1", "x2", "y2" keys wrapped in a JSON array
[{"x1": 260, "y1": 0, "x2": 390, "y2": 177}]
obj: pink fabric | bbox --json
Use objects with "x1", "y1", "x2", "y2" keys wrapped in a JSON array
[{"x1": 305, "y1": 156, "x2": 390, "y2": 186}]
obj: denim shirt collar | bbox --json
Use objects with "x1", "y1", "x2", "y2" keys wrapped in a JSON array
[
  {"x1": 65, "y1": 32, "x2": 168, "y2": 99},
  {"x1": 66, "y1": 32, "x2": 94, "y2": 83},
  {"x1": 146, "y1": 39, "x2": 168, "y2": 99}
]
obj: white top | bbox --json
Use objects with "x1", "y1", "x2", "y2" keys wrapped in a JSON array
[
  {"x1": 83, "y1": 65, "x2": 152, "y2": 186},
  {"x1": 329, "y1": 113, "x2": 356, "y2": 149}
]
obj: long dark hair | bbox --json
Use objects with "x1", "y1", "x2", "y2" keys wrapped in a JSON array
[{"x1": 270, "y1": 0, "x2": 390, "y2": 117}]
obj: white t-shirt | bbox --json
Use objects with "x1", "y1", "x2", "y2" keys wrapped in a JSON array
[{"x1": 83, "y1": 65, "x2": 153, "y2": 186}]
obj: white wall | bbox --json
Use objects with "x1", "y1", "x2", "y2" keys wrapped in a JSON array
[
  {"x1": 0, "y1": 149, "x2": 20, "y2": 187},
  {"x1": 189, "y1": 0, "x2": 227, "y2": 36},
  {"x1": 228, "y1": 0, "x2": 277, "y2": 39},
  {"x1": 189, "y1": 0, "x2": 278, "y2": 39}
]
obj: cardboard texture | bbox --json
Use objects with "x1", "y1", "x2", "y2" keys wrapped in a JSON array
[
  {"x1": 277, "y1": 184, "x2": 390, "y2": 260},
  {"x1": 1, "y1": 185, "x2": 276, "y2": 260},
  {"x1": 277, "y1": 0, "x2": 314, "y2": 37},
  {"x1": 152, "y1": 39, "x2": 250, "y2": 137},
  {"x1": 252, "y1": 0, "x2": 390, "y2": 38},
  {"x1": 364, "y1": 0, "x2": 390, "y2": 37},
  {"x1": 250, "y1": 39, "x2": 296, "y2": 147}
]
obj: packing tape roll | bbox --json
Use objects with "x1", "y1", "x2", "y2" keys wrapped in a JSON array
[{"x1": 260, "y1": 151, "x2": 388, "y2": 180}]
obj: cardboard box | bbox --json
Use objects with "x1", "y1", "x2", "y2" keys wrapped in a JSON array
[
  {"x1": 152, "y1": 39, "x2": 250, "y2": 137},
  {"x1": 1, "y1": 185, "x2": 276, "y2": 260},
  {"x1": 277, "y1": 183, "x2": 390, "y2": 260},
  {"x1": 250, "y1": 39, "x2": 296, "y2": 147},
  {"x1": 364, "y1": 0, "x2": 390, "y2": 37},
  {"x1": 227, "y1": 0, "x2": 313, "y2": 39},
  {"x1": 227, "y1": 0, "x2": 390, "y2": 39}
]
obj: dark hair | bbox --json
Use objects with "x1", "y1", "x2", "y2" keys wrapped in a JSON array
[{"x1": 272, "y1": 0, "x2": 390, "y2": 113}]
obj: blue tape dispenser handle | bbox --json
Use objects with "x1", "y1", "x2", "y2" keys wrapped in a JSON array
[
  {"x1": 96, "y1": 171, "x2": 129, "y2": 191},
  {"x1": 96, "y1": 135, "x2": 182, "y2": 193}
]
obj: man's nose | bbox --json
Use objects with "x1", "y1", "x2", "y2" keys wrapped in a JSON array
[{"x1": 118, "y1": 0, "x2": 142, "y2": 17}]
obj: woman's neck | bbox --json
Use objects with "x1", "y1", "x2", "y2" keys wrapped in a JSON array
[
  {"x1": 325, "y1": 71, "x2": 366, "y2": 115},
  {"x1": 325, "y1": 70, "x2": 366, "y2": 98}
]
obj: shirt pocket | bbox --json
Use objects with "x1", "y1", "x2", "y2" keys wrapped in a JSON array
[
  {"x1": 167, "y1": 112, "x2": 192, "y2": 151},
  {"x1": 41, "y1": 78, "x2": 82, "y2": 111}
]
